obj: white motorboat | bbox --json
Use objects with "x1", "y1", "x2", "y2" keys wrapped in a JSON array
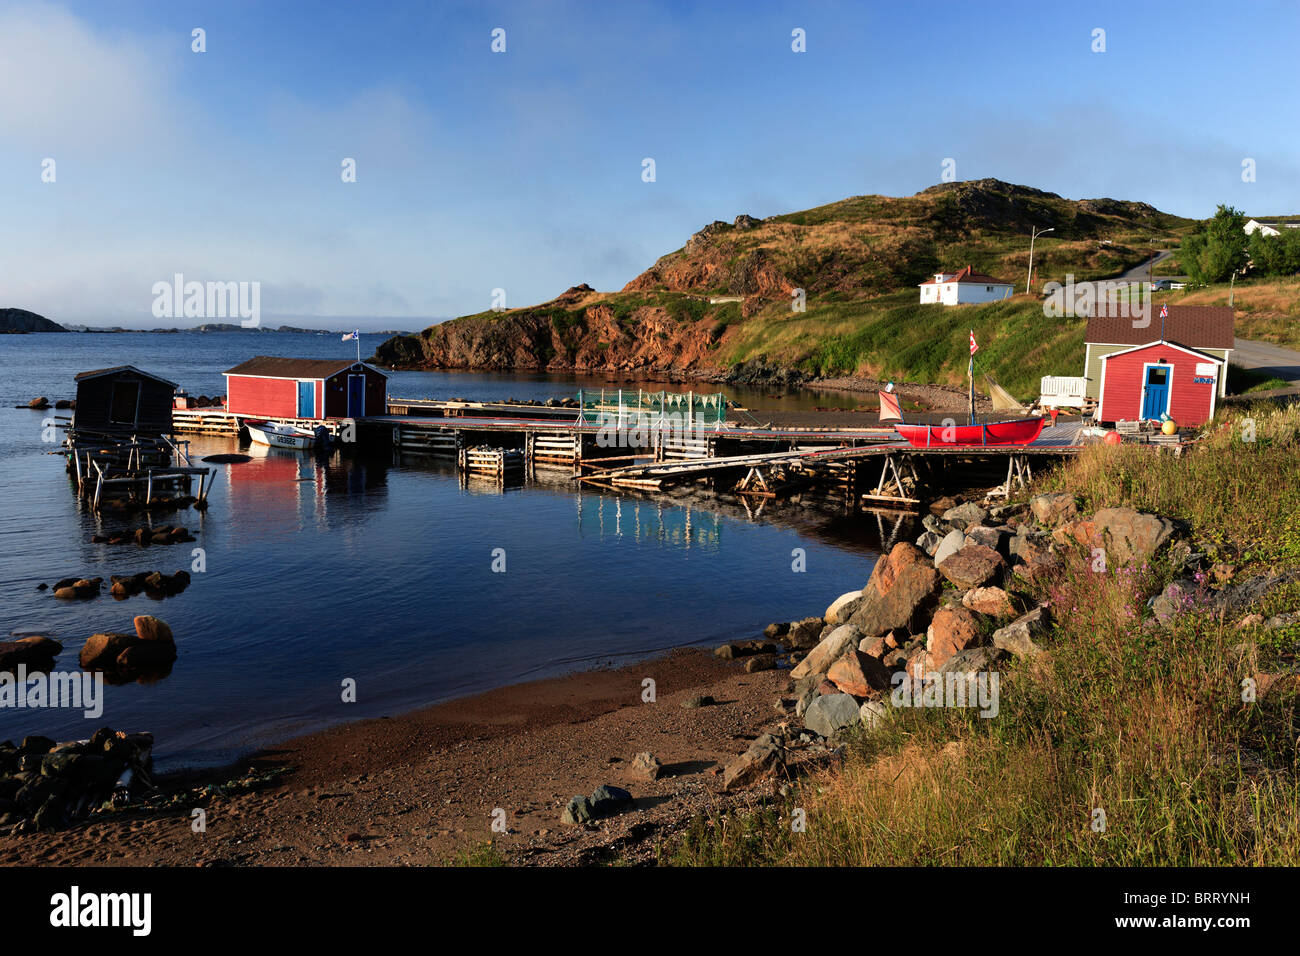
[{"x1": 244, "y1": 419, "x2": 319, "y2": 450}]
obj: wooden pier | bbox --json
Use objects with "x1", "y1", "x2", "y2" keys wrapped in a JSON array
[{"x1": 170, "y1": 392, "x2": 1092, "y2": 510}]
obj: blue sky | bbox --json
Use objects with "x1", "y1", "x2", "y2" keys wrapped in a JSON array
[{"x1": 2, "y1": 0, "x2": 1297, "y2": 328}]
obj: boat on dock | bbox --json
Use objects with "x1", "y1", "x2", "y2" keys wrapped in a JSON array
[
  {"x1": 244, "y1": 419, "x2": 321, "y2": 450},
  {"x1": 894, "y1": 418, "x2": 1045, "y2": 448}
]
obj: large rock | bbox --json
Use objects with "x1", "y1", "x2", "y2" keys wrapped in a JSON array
[
  {"x1": 915, "y1": 531, "x2": 944, "y2": 556},
  {"x1": 824, "y1": 590, "x2": 865, "y2": 626},
  {"x1": 962, "y1": 586, "x2": 1014, "y2": 618},
  {"x1": 804, "y1": 693, "x2": 862, "y2": 738},
  {"x1": 722, "y1": 733, "x2": 786, "y2": 790},
  {"x1": 132, "y1": 615, "x2": 173, "y2": 644},
  {"x1": 1151, "y1": 579, "x2": 1198, "y2": 626},
  {"x1": 992, "y1": 605, "x2": 1051, "y2": 658},
  {"x1": 932, "y1": 529, "x2": 966, "y2": 567},
  {"x1": 789, "y1": 625, "x2": 861, "y2": 680},
  {"x1": 561, "y1": 796, "x2": 594, "y2": 824},
  {"x1": 1030, "y1": 493, "x2": 1078, "y2": 528},
  {"x1": 937, "y1": 645, "x2": 1006, "y2": 677},
  {"x1": 786, "y1": 617, "x2": 826, "y2": 649},
  {"x1": 964, "y1": 525, "x2": 1009, "y2": 554},
  {"x1": 78, "y1": 633, "x2": 139, "y2": 671},
  {"x1": 859, "y1": 699, "x2": 887, "y2": 730},
  {"x1": 631, "y1": 751, "x2": 662, "y2": 780},
  {"x1": 925, "y1": 606, "x2": 983, "y2": 671},
  {"x1": 826, "y1": 649, "x2": 892, "y2": 698},
  {"x1": 590, "y1": 784, "x2": 634, "y2": 817},
  {"x1": 848, "y1": 543, "x2": 942, "y2": 637},
  {"x1": 942, "y1": 502, "x2": 988, "y2": 532},
  {"x1": 0, "y1": 636, "x2": 63, "y2": 672},
  {"x1": 1092, "y1": 508, "x2": 1176, "y2": 567},
  {"x1": 937, "y1": 545, "x2": 1006, "y2": 590}
]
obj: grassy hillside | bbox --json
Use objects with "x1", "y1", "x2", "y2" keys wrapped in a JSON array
[
  {"x1": 374, "y1": 179, "x2": 1197, "y2": 389},
  {"x1": 722, "y1": 291, "x2": 1084, "y2": 398}
]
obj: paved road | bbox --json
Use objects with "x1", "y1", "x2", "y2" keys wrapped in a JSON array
[{"x1": 1232, "y1": 337, "x2": 1300, "y2": 384}]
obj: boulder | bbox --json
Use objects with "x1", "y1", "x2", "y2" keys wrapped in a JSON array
[
  {"x1": 804, "y1": 693, "x2": 862, "y2": 738},
  {"x1": 1151, "y1": 579, "x2": 1199, "y2": 626},
  {"x1": 132, "y1": 615, "x2": 173, "y2": 644},
  {"x1": 915, "y1": 531, "x2": 944, "y2": 556},
  {"x1": 744, "y1": 655, "x2": 776, "y2": 673},
  {"x1": 826, "y1": 649, "x2": 891, "y2": 698},
  {"x1": 936, "y1": 645, "x2": 1006, "y2": 677},
  {"x1": 962, "y1": 586, "x2": 1015, "y2": 618},
  {"x1": 942, "y1": 502, "x2": 988, "y2": 531},
  {"x1": 1030, "y1": 493, "x2": 1078, "y2": 528},
  {"x1": 938, "y1": 545, "x2": 1006, "y2": 590},
  {"x1": 848, "y1": 543, "x2": 942, "y2": 637},
  {"x1": 825, "y1": 590, "x2": 865, "y2": 626},
  {"x1": 723, "y1": 733, "x2": 786, "y2": 790},
  {"x1": 631, "y1": 751, "x2": 662, "y2": 780},
  {"x1": 78, "y1": 633, "x2": 139, "y2": 671},
  {"x1": 681, "y1": 694, "x2": 714, "y2": 709},
  {"x1": 800, "y1": 697, "x2": 863, "y2": 738},
  {"x1": 992, "y1": 605, "x2": 1051, "y2": 658},
  {"x1": 0, "y1": 636, "x2": 63, "y2": 672},
  {"x1": 561, "y1": 796, "x2": 594, "y2": 825},
  {"x1": 932, "y1": 529, "x2": 966, "y2": 567},
  {"x1": 786, "y1": 617, "x2": 826, "y2": 649},
  {"x1": 589, "y1": 784, "x2": 634, "y2": 817},
  {"x1": 858, "y1": 635, "x2": 889, "y2": 659},
  {"x1": 859, "y1": 699, "x2": 887, "y2": 730},
  {"x1": 964, "y1": 525, "x2": 1008, "y2": 553},
  {"x1": 789, "y1": 624, "x2": 862, "y2": 680},
  {"x1": 925, "y1": 606, "x2": 984, "y2": 671},
  {"x1": 1092, "y1": 508, "x2": 1176, "y2": 567}
]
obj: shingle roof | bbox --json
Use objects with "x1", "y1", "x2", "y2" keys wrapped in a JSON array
[
  {"x1": 918, "y1": 265, "x2": 1013, "y2": 286},
  {"x1": 74, "y1": 365, "x2": 177, "y2": 387},
  {"x1": 1085, "y1": 305, "x2": 1235, "y2": 351},
  {"x1": 224, "y1": 356, "x2": 381, "y2": 379}
]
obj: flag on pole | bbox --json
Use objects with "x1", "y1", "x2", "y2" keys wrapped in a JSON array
[
  {"x1": 1159, "y1": 304, "x2": 1168, "y2": 318},
  {"x1": 342, "y1": 330, "x2": 359, "y2": 342},
  {"x1": 969, "y1": 330, "x2": 979, "y2": 355}
]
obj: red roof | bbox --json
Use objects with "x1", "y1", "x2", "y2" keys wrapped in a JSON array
[{"x1": 918, "y1": 265, "x2": 1013, "y2": 286}]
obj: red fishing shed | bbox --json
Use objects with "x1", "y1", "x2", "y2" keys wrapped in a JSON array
[
  {"x1": 1096, "y1": 341, "x2": 1224, "y2": 426},
  {"x1": 223, "y1": 356, "x2": 388, "y2": 420}
]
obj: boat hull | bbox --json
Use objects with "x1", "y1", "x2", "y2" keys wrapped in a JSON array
[
  {"x1": 244, "y1": 421, "x2": 317, "y2": 450},
  {"x1": 894, "y1": 418, "x2": 1045, "y2": 448}
]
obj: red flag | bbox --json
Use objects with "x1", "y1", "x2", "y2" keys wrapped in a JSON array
[{"x1": 969, "y1": 330, "x2": 979, "y2": 355}]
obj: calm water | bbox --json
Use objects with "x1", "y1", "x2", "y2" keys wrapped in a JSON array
[{"x1": 0, "y1": 332, "x2": 896, "y2": 770}]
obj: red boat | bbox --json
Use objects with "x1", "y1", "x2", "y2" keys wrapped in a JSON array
[{"x1": 894, "y1": 417, "x2": 1045, "y2": 448}]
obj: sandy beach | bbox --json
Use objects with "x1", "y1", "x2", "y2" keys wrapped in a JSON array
[{"x1": 0, "y1": 648, "x2": 790, "y2": 866}]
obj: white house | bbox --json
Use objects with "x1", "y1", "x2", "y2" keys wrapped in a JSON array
[
  {"x1": 1244, "y1": 218, "x2": 1300, "y2": 238},
  {"x1": 918, "y1": 265, "x2": 1015, "y2": 305}
]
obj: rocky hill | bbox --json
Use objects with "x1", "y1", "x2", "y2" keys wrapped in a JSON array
[
  {"x1": 0, "y1": 308, "x2": 66, "y2": 333},
  {"x1": 373, "y1": 179, "x2": 1195, "y2": 391}
]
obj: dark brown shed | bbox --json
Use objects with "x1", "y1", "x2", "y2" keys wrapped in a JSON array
[{"x1": 72, "y1": 366, "x2": 177, "y2": 436}]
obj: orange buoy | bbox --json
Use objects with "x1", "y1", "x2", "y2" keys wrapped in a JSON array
[{"x1": 1103, "y1": 430, "x2": 1123, "y2": 445}]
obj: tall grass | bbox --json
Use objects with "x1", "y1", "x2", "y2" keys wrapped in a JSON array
[{"x1": 668, "y1": 405, "x2": 1300, "y2": 866}]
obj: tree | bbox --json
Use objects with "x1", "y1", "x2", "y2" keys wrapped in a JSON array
[
  {"x1": 1248, "y1": 227, "x2": 1300, "y2": 276},
  {"x1": 1183, "y1": 205, "x2": 1249, "y2": 284}
]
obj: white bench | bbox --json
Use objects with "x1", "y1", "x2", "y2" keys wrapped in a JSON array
[{"x1": 1039, "y1": 376, "x2": 1090, "y2": 409}]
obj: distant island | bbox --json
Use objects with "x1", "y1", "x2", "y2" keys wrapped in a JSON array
[{"x1": 0, "y1": 308, "x2": 67, "y2": 333}]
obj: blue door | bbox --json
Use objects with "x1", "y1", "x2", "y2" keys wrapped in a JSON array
[
  {"x1": 297, "y1": 381, "x2": 315, "y2": 418},
  {"x1": 348, "y1": 375, "x2": 365, "y2": 416},
  {"x1": 1142, "y1": 365, "x2": 1169, "y2": 419}
]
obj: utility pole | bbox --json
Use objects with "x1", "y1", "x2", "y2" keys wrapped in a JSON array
[{"x1": 1026, "y1": 226, "x2": 1054, "y2": 294}]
